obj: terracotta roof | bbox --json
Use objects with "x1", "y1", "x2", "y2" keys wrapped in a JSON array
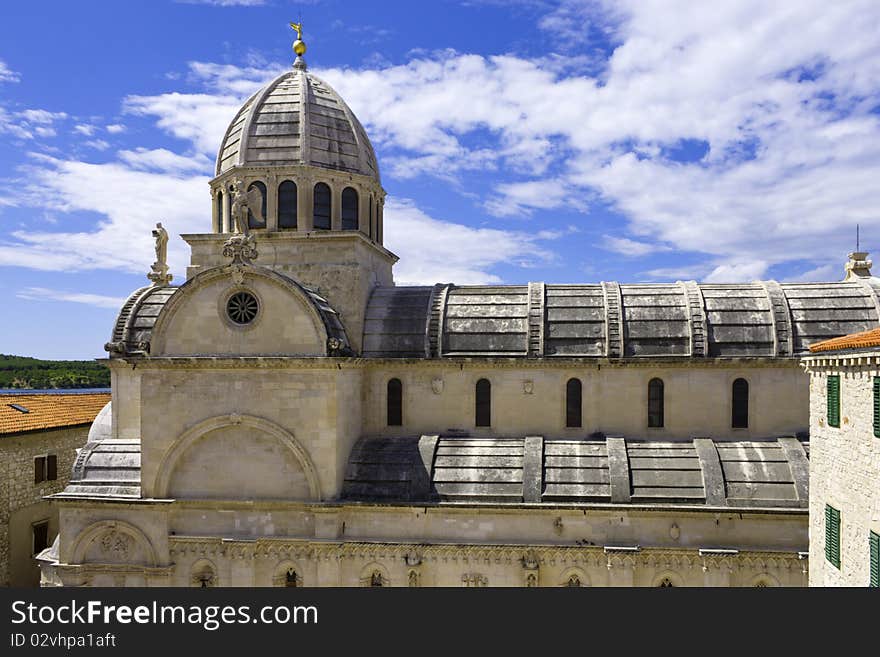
[
  {"x1": 0, "y1": 393, "x2": 110, "y2": 436},
  {"x1": 809, "y1": 327, "x2": 880, "y2": 353}
]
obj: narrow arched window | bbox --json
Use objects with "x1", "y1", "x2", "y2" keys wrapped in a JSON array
[
  {"x1": 285, "y1": 569, "x2": 298, "y2": 587},
  {"x1": 648, "y1": 378, "x2": 664, "y2": 428},
  {"x1": 341, "y1": 187, "x2": 358, "y2": 230},
  {"x1": 215, "y1": 190, "x2": 223, "y2": 232},
  {"x1": 375, "y1": 200, "x2": 381, "y2": 242},
  {"x1": 566, "y1": 378, "x2": 582, "y2": 428},
  {"x1": 313, "y1": 182, "x2": 331, "y2": 230},
  {"x1": 732, "y1": 378, "x2": 749, "y2": 428},
  {"x1": 278, "y1": 181, "x2": 297, "y2": 229},
  {"x1": 475, "y1": 378, "x2": 491, "y2": 427},
  {"x1": 247, "y1": 181, "x2": 267, "y2": 229},
  {"x1": 387, "y1": 378, "x2": 402, "y2": 426},
  {"x1": 368, "y1": 195, "x2": 374, "y2": 239}
]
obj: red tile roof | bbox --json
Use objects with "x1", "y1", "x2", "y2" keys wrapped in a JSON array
[
  {"x1": 0, "y1": 393, "x2": 110, "y2": 436},
  {"x1": 809, "y1": 327, "x2": 880, "y2": 353}
]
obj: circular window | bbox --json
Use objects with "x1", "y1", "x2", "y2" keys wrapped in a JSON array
[{"x1": 226, "y1": 291, "x2": 259, "y2": 324}]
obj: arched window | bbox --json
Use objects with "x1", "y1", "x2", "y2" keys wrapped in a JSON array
[
  {"x1": 566, "y1": 378, "x2": 582, "y2": 428},
  {"x1": 247, "y1": 181, "x2": 267, "y2": 229},
  {"x1": 387, "y1": 378, "x2": 402, "y2": 426},
  {"x1": 215, "y1": 190, "x2": 223, "y2": 232},
  {"x1": 732, "y1": 378, "x2": 749, "y2": 428},
  {"x1": 648, "y1": 378, "x2": 664, "y2": 428},
  {"x1": 370, "y1": 571, "x2": 384, "y2": 587},
  {"x1": 566, "y1": 575, "x2": 581, "y2": 587},
  {"x1": 475, "y1": 379, "x2": 491, "y2": 427},
  {"x1": 375, "y1": 200, "x2": 381, "y2": 242},
  {"x1": 285, "y1": 569, "x2": 298, "y2": 587},
  {"x1": 341, "y1": 187, "x2": 358, "y2": 230},
  {"x1": 368, "y1": 195, "x2": 374, "y2": 239},
  {"x1": 278, "y1": 181, "x2": 297, "y2": 229},
  {"x1": 657, "y1": 577, "x2": 674, "y2": 588},
  {"x1": 313, "y1": 182, "x2": 331, "y2": 230}
]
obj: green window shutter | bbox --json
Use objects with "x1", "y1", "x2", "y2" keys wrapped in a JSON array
[
  {"x1": 874, "y1": 378, "x2": 880, "y2": 438},
  {"x1": 870, "y1": 531, "x2": 879, "y2": 588},
  {"x1": 827, "y1": 376, "x2": 840, "y2": 428},
  {"x1": 825, "y1": 505, "x2": 841, "y2": 569}
]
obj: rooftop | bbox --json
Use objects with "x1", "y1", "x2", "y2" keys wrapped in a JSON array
[
  {"x1": 0, "y1": 392, "x2": 111, "y2": 436},
  {"x1": 808, "y1": 326, "x2": 880, "y2": 353}
]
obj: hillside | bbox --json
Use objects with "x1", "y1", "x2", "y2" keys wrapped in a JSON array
[{"x1": 0, "y1": 354, "x2": 110, "y2": 389}]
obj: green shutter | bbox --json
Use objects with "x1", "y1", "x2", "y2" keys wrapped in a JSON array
[
  {"x1": 825, "y1": 505, "x2": 841, "y2": 569},
  {"x1": 827, "y1": 376, "x2": 840, "y2": 428},
  {"x1": 870, "y1": 531, "x2": 879, "y2": 588},
  {"x1": 874, "y1": 378, "x2": 880, "y2": 438}
]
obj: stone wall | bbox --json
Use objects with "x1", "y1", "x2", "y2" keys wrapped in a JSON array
[
  {"x1": 805, "y1": 353, "x2": 880, "y2": 586},
  {"x1": 47, "y1": 500, "x2": 808, "y2": 587},
  {"x1": 362, "y1": 360, "x2": 808, "y2": 441},
  {"x1": 0, "y1": 426, "x2": 87, "y2": 586}
]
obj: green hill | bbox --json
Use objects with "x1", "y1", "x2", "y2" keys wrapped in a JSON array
[{"x1": 0, "y1": 354, "x2": 110, "y2": 389}]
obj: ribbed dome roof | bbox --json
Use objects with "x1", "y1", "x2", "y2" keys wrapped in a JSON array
[{"x1": 216, "y1": 68, "x2": 379, "y2": 181}]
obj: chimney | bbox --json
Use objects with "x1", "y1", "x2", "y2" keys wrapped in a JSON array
[{"x1": 843, "y1": 251, "x2": 872, "y2": 281}]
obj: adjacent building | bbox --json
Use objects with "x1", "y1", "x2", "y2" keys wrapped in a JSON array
[
  {"x1": 803, "y1": 328, "x2": 880, "y2": 587},
  {"x1": 36, "y1": 31, "x2": 880, "y2": 587},
  {"x1": 0, "y1": 392, "x2": 110, "y2": 586}
]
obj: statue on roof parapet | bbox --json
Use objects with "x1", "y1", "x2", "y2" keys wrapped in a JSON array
[{"x1": 147, "y1": 222, "x2": 173, "y2": 286}]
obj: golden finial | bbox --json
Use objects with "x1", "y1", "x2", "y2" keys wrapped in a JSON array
[{"x1": 290, "y1": 22, "x2": 307, "y2": 58}]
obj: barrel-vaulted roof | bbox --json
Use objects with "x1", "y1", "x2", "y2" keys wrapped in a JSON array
[
  {"x1": 362, "y1": 280, "x2": 880, "y2": 359},
  {"x1": 342, "y1": 434, "x2": 810, "y2": 510}
]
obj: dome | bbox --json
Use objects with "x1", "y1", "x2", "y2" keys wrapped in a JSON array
[{"x1": 215, "y1": 67, "x2": 380, "y2": 182}]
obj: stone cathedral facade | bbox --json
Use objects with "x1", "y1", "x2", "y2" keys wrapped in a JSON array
[{"x1": 37, "y1": 34, "x2": 880, "y2": 587}]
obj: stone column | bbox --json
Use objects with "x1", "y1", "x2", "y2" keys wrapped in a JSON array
[
  {"x1": 299, "y1": 177, "x2": 313, "y2": 231},
  {"x1": 377, "y1": 195, "x2": 385, "y2": 244},
  {"x1": 221, "y1": 186, "x2": 231, "y2": 233},
  {"x1": 330, "y1": 180, "x2": 342, "y2": 231},
  {"x1": 358, "y1": 185, "x2": 369, "y2": 237},
  {"x1": 266, "y1": 173, "x2": 278, "y2": 232},
  {"x1": 211, "y1": 188, "x2": 220, "y2": 233}
]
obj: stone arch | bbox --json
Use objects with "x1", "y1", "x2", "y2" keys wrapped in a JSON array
[
  {"x1": 273, "y1": 560, "x2": 304, "y2": 587},
  {"x1": 359, "y1": 562, "x2": 390, "y2": 587},
  {"x1": 652, "y1": 570, "x2": 684, "y2": 587},
  {"x1": 72, "y1": 520, "x2": 157, "y2": 567},
  {"x1": 559, "y1": 567, "x2": 589, "y2": 587},
  {"x1": 149, "y1": 265, "x2": 334, "y2": 357},
  {"x1": 749, "y1": 573, "x2": 779, "y2": 587},
  {"x1": 191, "y1": 558, "x2": 218, "y2": 587},
  {"x1": 153, "y1": 414, "x2": 321, "y2": 501}
]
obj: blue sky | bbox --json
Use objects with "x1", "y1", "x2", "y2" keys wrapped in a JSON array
[{"x1": 1, "y1": 0, "x2": 880, "y2": 359}]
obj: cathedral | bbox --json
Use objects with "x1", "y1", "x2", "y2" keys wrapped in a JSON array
[{"x1": 37, "y1": 30, "x2": 880, "y2": 587}]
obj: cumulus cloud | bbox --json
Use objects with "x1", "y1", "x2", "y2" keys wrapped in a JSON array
[
  {"x1": 16, "y1": 287, "x2": 126, "y2": 309},
  {"x1": 385, "y1": 198, "x2": 557, "y2": 285},
  {"x1": 0, "y1": 59, "x2": 20, "y2": 83},
  {"x1": 118, "y1": 147, "x2": 212, "y2": 174},
  {"x1": 105, "y1": 123, "x2": 126, "y2": 134},
  {"x1": 74, "y1": 124, "x2": 97, "y2": 136},
  {"x1": 602, "y1": 235, "x2": 671, "y2": 258},
  {"x1": 0, "y1": 154, "x2": 209, "y2": 276}
]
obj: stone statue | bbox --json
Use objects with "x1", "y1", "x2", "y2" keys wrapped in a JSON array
[
  {"x1": 230, "y1": 179, "x2": 250, "y2": 237},
  {"x1": 147, "y1": 222, "x2": 173, "y2": 286}
]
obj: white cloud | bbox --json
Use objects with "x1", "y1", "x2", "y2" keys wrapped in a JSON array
[
  {"x1": 118, "y1": 148, "x2": 212, "y2": 174},
  {"x1": 16, "y1": 287, "x2": 125, "y2": 309},
  {"x1": 33, "y1": 126, "x2": 56, "y2": 138},
  {"x1": 784, "y1": 263, "x2": 839, "y2": 283},
  {"x1": 385, "y1": 198, "x2": 556, "y2": 285},
  {"x1": 1, "y1": 154, "x2": 209, "y2": 276},
  {"x1": 19, "y1": 109, "x2": 67, "y2": 124},
  {"x1": 74, "y1": 124, "x2": 97, "y2": 136},
  {"x1": 602, "y1": 235, "x2": 671, "y2": 257},
  {"x1": 105, "y1": 123, "x2": 126, "y2": 134},
  {"x1": 84, "y1": 139, "x2": 110, "y2": 151},
  {"x1": 123, "y1": 91, "x2": 246, "y2": 154},
  {"x1": 0, "y1": 59, "x2": 20, "y2": 83}
]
